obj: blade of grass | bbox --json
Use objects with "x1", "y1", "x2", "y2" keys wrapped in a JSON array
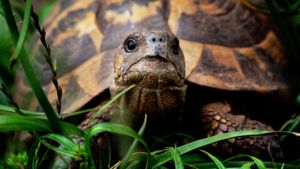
[
  {"x1": 9, "y1": 0, "x2": 31, "y2": 67},
  {"x1": 57, "y1": 121, "x2": 84, "y2": 137},
  {"x1": 0, "y1": 84, "x2": 23, "y2": 114},
  {"x1": 29, "y1": 140, "x2": 42, "y2": 169},
  {"x1": 0, "y1": 104, "x2": 45, "y2": 118},
  {"x1": 0, "y1": 0, "x2": 19, "y2": 43},
  {"x1": 39, "y1": 134, "x2": 84, "y2": 161},
  {"x1": 189, "y1": 161, "x2": 297, "y2": 169},
  {"x1": 241, "y1": 162, "x2": 255, "y2": 169},
  {"x1": 280, "y1": 115, "x2": 300, "y2": 140},
  {"x1": 0, "y1": 115, "x2": 51, "y2": 131},
  {"x1": 120, "y1": 115, "x2": 148, "y2": 169},
  {"x1": 244, "y1": 156, "x2": 265, "y2": 169},
  {"x1": 0, "y1": 115, "x2": 83, "y2": 137},
  {"x1": 124, "y1": 161, "x2": 143, "y2": 169},
  {"x1": 199, "y1": 150, "x2": 226, "y2": 169},
  {"x1": 84, "y1": 122, "x2": 150, "y2": 169},
  {"x1": 1, "y1": 0, "x2": 62, "y2": 133},
  {"x1": 181, "y1": 154, "x2": 206, "y2": 164},
  {"x1": 152, "y1": 130, "x2": 276, "y2": 167},
  {"x1": 40, "y1": 140, "x2": 77, "y2": 158},
  {"x1": 169, "y1": 147, "x2": 184, "y2": 169},
  {"x1": 61, "y1": 108, "x2": 96, "y2": 119},
  {"x1": 90, "y1": 85, "x2": 135, "y2": 123},
  {"x1": 124, "y1": 152, "x2": 150, "y2": 169},
  {"x1": 41, "y1": 133, "x2": 77, "y2": 151},
  {"x1": 224, "y1": 154, "x2": 266, "y2": 169},
  {"x1": 280, "y1": 115, "x2": 300, "y2": 132}
]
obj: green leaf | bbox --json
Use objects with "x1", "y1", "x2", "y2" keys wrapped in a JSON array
[
  {"x1": 225, "y1": 154, "x2": 266, "y2": 169},
  {"x1": 120, "y1": 115, "x2": 148, "y2": 169},
  {"x1": 199, "y1": 150, "x2": 226, "y2": 169},
  {"x1": 1, "y1": 0, "x2": 62, "y2": 133},
  {"x1": 121, "y1": 152, "x2": 150, "y2": 169},
  {"x1": 9, "y1": 0, "x2": 31, "y2": 68},
  {"x1": 27, "y1": 140, "x2": 41, "y2": 169},
  {"x1": 46, "y1": 133, "x2": 85, "y2": 169},
  {"x1": 0, "y1": 104, "x2": 45, "y2": 118},
  {"x1": 90, "y1": 85, "x2": 135, "y2": 122},
  {"x1": 152, "y1": 130, "x2": 276, "y2": 167},
  {"x1": 61, "y1": 108, "x2": 96, "y2": 119},
  {"x1": 39, "y1": 133, "x2": 85, "y2": 162},
  {"x1": 0, "y1": 0, "x2": 19, "y2": 44},
  {"x1": 241, "y1": 162, "x2": 254, "y2": 169},
  {"x1": 190, "y1": 161, "x2": 298, "y2": 169},
  {"x1": 41, "y1": 133, "x2": 77, "y2": 152},
  {"x1": 169, "y1": 147, "x2": 184, "y2": 169},
  {"x1": 0, "y1": 115, "x2": 51, "y2": 131},
  {"x1": 60, "y1": 121, "x2": 84, "y2": 138},
  {"x1": 0, "y1": 114, "x2": 84, "y2": 137},
  {"x1": 40, "y1": 140, "x2": 77, "y2": 158},
  {"x1": 84, "y1": 122, "x2": 150, "y2": 169},
  {"x1": 243, "y1": 155, "x2": 266, "y2": 169}
]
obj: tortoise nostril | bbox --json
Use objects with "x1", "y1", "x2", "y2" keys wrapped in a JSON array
[{"x1": 152, "y1": 37, "x2": 164, "y2": 42}]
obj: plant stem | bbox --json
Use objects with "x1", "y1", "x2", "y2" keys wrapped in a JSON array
[
  {"x1": 30, "y1": 6, "x2": 62, "y2": 114},
  {"x1": 1, "y1": 0, "x2": 62, "y2": 133}
]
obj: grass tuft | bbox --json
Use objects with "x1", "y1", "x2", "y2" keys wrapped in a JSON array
[
  {"x1": 84, "y1": 122, "x2": 150, "y2": 169},
  {"x1": 1, "y1": 0, "x2": 62, "y2": 133}
]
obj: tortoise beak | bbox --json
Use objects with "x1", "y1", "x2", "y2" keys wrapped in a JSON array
[{"x1": 117, "y1": 55, "x2": 184, "y2": 88}]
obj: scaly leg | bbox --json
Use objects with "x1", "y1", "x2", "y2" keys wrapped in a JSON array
[{"x1": 199, "y1": 101, "x2": 283, "y2": 160}]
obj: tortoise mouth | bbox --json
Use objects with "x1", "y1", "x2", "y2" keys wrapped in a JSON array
[{"x1": 117, "y1": 57, "x2": 185, "y2": 89}]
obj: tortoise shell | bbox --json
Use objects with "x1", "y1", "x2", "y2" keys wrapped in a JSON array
[{"x1": 15, "y1": 0, "x2": 288, "y2": 113}]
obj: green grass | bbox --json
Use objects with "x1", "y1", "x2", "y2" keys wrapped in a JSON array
[
  {"x1": 1, "y1": 0, "x2": 62, "y2": 133},
  {"x1": 0, "y1": 0, "x2": 300, "y2": 168}
]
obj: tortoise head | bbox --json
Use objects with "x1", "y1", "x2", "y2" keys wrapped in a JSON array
[
  {"x1": 114, "y1": 31, "x2": 185, "y2": 87},
  {"x1": 111, "y1": 31, "x2": 187, "y2": 118}
]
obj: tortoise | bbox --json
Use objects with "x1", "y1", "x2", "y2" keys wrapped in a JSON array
[{"x1": 15, "y1": 0, "x2": 292, "y2": 160}]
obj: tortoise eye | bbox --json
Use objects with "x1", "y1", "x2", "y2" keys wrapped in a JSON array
[
  {"x1": 124, "y1": 38, "x2": 137, "y2": 52},
  {"x1": 172, "y1": 37, "x2": 179, "y2": 54}
]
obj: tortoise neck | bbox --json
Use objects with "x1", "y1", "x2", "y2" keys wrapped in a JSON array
[{"x1": 110, "y1": 83, "x2": 187, "y2": 120}]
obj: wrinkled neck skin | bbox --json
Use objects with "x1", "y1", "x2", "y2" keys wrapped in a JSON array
[{"x1": 109, "y1": 81, "x2": 187, "y2": 127}]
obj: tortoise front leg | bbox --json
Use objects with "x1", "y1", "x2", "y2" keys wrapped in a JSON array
[{"x1": 198, "y1": 101, "x2": 283, "y2": 160}]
